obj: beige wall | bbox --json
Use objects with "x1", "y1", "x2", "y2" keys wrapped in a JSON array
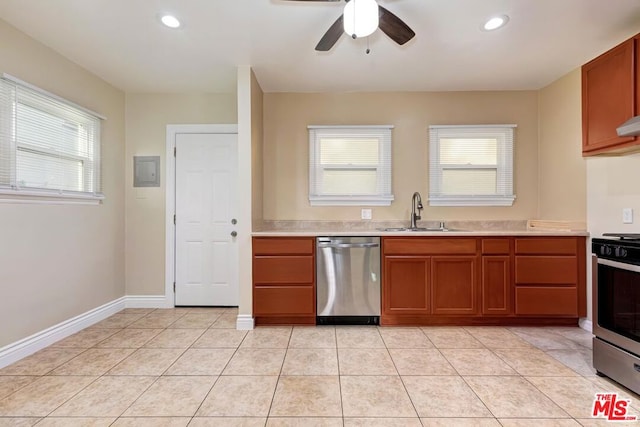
[
  {"x1": 263, "y1": 91, "x2": 540, "y2": 222},
  {"x1": 538, "y1": 69, "x2": 586, "y2": 221},
  {"x1": 587, "y1": 154, "x2": 640, "y2": 237},
  {"x1": 251, "y1": 71, "x2": 264, "y2": 228},
  {"x1": 0, "y1": 19, "x2": 125, "y2": 346},
  {"x1": 125, "y1": 93, "x2": 237, "y2": 296},
  {"x1": 586, "y1": 153, "x2": 640, "y2": 320}
]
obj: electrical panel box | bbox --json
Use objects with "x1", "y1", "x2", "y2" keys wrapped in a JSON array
[{"x1": 133, "y1": 156, "x2": 160, "y2": 187}]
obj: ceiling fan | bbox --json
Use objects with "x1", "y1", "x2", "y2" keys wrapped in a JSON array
[{"x1": 283, "y1": 0, "x2": 416, "y2": 51}]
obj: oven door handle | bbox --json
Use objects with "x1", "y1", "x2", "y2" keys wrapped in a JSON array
[{"x1": 597, "y1": 257, "x2": 640, "y2": 273}]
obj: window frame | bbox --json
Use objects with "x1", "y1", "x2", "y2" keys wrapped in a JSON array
[
  {"x1": 0, "y1": 74, "x2": 104, "y2": 204},
  {"x1": 428, "y1": 124, "x2": 516, "y2": 206},
  {"x1": 308, "y1": 125, "x2": 394, "y2": 206}
]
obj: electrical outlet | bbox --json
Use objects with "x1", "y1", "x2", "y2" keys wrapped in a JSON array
[
  {"x1": 623, "y1": 208, "x2": 634, "y2": 224},
  {"x1": 361, "y1": 208, "x2": 372, "y2": 220}
]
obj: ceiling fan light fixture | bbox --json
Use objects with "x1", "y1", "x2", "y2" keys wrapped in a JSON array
[
  {"x1": 483, "y1": 15, "x2": 509, "y2": 31},
  {"x1": 343, "y1": 0, "x2": 379, "y2": 38}
]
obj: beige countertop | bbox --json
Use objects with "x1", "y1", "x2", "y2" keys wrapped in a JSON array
[{"x1": 251, "y1": 220, "x2": 589, "y2": 237}]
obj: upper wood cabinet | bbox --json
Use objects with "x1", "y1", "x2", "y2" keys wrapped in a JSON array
[{"x1": 582, "y1": 34, "x2": 640, "y2": 155}]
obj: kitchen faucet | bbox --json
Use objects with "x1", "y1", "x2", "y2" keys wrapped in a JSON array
[{"x1": 410, "y1": 192, "x2": 423, "y2": 229}]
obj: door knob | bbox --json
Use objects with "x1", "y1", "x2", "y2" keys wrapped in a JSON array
[{"x1": 231, "y1": 231, "x2": 237, "y2": 237}]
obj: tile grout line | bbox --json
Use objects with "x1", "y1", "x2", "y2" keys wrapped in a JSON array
[
  {"x1": 334, "y1": 326, "x2": 345, "y2": 424},
  {"x1": 186, "y1": 310, "x2": 247, "y2": 422},
  {"x1": 2, "y1": 314, "x2": 623, "y2": 425},
  {"x1": 386, "y1": 334, "x2": 422, "y2": 421},
  {"x1": 264, "y1": 326, "x2": 293, "y2": 422}
]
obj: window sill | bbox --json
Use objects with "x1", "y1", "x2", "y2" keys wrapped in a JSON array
[
  {"x1": 428, "y1": 195, "x2": 515, "y2": 207},
  {"x1": 0, "y1": 188, "x2": 104, "y2": 205},
  {"x1": 310, "y1": 195, "x2": 394, "y2": 206}
]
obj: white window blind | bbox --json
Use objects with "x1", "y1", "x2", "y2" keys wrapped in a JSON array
[
  {"x1": 309, "y1": 125, "x2": 394, "y2": 206},
  {"x1": 428, "y1": 125, "x2": 516, "y2": 206},
  {"x1": 0, "y1": 75, "x2": 103, "y2": 202}
]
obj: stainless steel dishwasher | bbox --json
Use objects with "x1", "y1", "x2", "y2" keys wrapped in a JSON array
[{"x1": 316, "y1": 236, "x2": 381, "y2": 325}]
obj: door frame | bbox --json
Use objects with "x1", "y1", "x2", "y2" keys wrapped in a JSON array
[{"x1": 165, "y1": 124, "x2": 239, "y2": 308}]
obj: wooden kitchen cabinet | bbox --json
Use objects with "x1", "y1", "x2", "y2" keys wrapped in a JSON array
[
  {"x1": 582, "y1": 34, "x2": 640, "y2": 155},
  {"x1": 431, "y1": 256, "x2": 477, "y2": 315},
  {"x1": 382, "y1": 237, "x2": 478, "y2": 324},
  {"x1": 252, "y1": 237, "x2": 316, "y2": 325},
  {"x1": 514, "y1": 237, "x2": 586, "y2": 317},
  {"x1": 481, "y1": 238, "x2": 512, "y2": 315},
  {"x1": 383, "y1": 256, "x2": 431, "y2": 315},
  {"x1": 382, "y1": 235, "x2": 586, "y2": 325}
]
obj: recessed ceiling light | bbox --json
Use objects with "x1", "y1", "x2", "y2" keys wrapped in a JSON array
[
  {"x1": 160, "y1": 14, "x2": 181, "y2": 29},
  {"x1": 483, "y1": 15, "x2": 509, "y2": 31}
]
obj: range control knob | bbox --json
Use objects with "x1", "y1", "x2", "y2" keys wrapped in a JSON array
[
  {"x1": 615, "y1": 247, "x2": 628, "y2": 258},
  {"x1": 601, "y1": 245, "x2": 613, "y2": 256}
]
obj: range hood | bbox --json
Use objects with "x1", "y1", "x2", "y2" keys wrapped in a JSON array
[{"x1": 617, "y1": 115, "x2": 640, "y2": 137}]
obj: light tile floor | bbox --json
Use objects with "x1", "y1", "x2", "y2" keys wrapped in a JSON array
[{"x1": 0, "y1": 308, "x2": 639, "y2": 426}]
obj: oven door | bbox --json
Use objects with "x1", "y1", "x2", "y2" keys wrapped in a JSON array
[{"x1": 593, "y1": 255, "x2": 640, "y2": 356}]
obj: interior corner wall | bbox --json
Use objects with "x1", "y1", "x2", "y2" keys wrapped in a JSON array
[
  {"x1": 537, "y1": 68, "x2": 586, "y2": 221},
  {"x1": 0, "y1": 18, "x2": 126, "y2": 347},
  {"x1": 124, "y1": 93, "x2": 238, "y2": 297},
  {"x1": 250, "y1": 70, "x2": 264, "y2": 229}
]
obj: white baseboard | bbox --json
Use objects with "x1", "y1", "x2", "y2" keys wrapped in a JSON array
[
  {"x1": 236, "y1": 314, "x2": 255, "y2": 330},
  {"x1": 0, "y1": 297, "x2": 125, "y2": 369},
  {"x1": 0, "y1": 294, "x2": 250, "y2": 369},
  {"x1": 125, "y1": 295, "x2": 170, "y2": 309},
  {"x1": 579, "y1": 318, "x2": 593, "y2": 333}
]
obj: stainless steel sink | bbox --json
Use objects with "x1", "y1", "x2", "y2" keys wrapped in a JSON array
[
  {"x1": 408, "y1": 227, "x2": 443, "y2": 232},
  {"x1": 377, "y1": 227, "x2": 463, "y2": 232}
]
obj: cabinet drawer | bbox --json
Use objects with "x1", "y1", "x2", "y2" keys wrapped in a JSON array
[
  {"x1": 254, "y1": 286, "x2": 315, "y2": 315},
  {"x1": 253, "y1": 237, "x2": 314, "y2": 255},
  {"x1": 515, "y1": 287, "x2": 578, "y2": 316},
  {"x1": 515, "y1": 256, "x2": 577, "y2": 284},
  {"x1": 482, "y1": 239, "x2": 510, "y2": 254},
  {"x1": 515, "y1": 238, "x2": 577, "y2": 255},
  {"x1": 253, "y1": 256, "x2": 314, "y2": 284},
  {"x1": 383, "y1": 238, "x2": 476, "y2": 255}
]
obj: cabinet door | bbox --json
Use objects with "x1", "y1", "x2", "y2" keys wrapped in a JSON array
[
  {"x1": 515, "y1": 256, "x2": 578, "y2": 285},
  {"x1": 431, "y1": 256, "x2": 477, "y2": 315},
  {"x1": 582, "y1": 38, "x2": 636, "y2": 154},
  {"x1": 482, "y1": 256, "x2": 511, "y2": 315},
  {"x1": 383, "y1": 256, "x2": 430, "y2": 315},
  {"x1": 515, "y1": 287, "x2": 578, "y2": 316},
  {"x1": 253, "y1": 256, "x2": 314, "y2": 284},
  {"x1": 253, "y1": 286, "x2": 315, "y2": 316}
]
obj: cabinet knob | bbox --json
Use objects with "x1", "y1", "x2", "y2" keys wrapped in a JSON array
[
  {"x1": 231, "y1": 231, "x2": 237, "y2": 237},
  {"x1": 231, "y1": 219, "x2": 237, "y2": 225}
]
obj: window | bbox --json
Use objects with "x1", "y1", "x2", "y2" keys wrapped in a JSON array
[
  {"x1": 308, "y1": 125, "x2": 394, "y2": 206},
  {"x1": 428, "y1": 125, "x2": 516, "y2": 206},
  {"x1": 0, "y1": 74, "x2": 103, "y2": 202}
]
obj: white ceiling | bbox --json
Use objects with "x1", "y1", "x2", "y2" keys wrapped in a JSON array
[{"x1": 0, "y1": 0, "x2": 639, "y2": 94}]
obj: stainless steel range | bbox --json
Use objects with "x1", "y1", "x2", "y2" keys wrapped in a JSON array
[{"x1": 592, "y1": 234, "x2": 640, "y2": 394}]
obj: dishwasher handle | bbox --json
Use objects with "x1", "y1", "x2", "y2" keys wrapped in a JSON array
[{"x1": 317, "y1": 242, "x2": 380, "y2": 249}]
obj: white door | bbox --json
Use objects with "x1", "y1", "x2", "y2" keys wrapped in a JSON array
[{"x1": 175, "y1": 132, "x2": 239, "y2": 306}]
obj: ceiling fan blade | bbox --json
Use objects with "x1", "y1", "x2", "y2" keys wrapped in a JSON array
[
  {"x1": 315, "y1": 14, "x2": 344, "y2": 51},
  {"x1": 378, "y1": 5, "x2": 415, "y2": 45}
]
